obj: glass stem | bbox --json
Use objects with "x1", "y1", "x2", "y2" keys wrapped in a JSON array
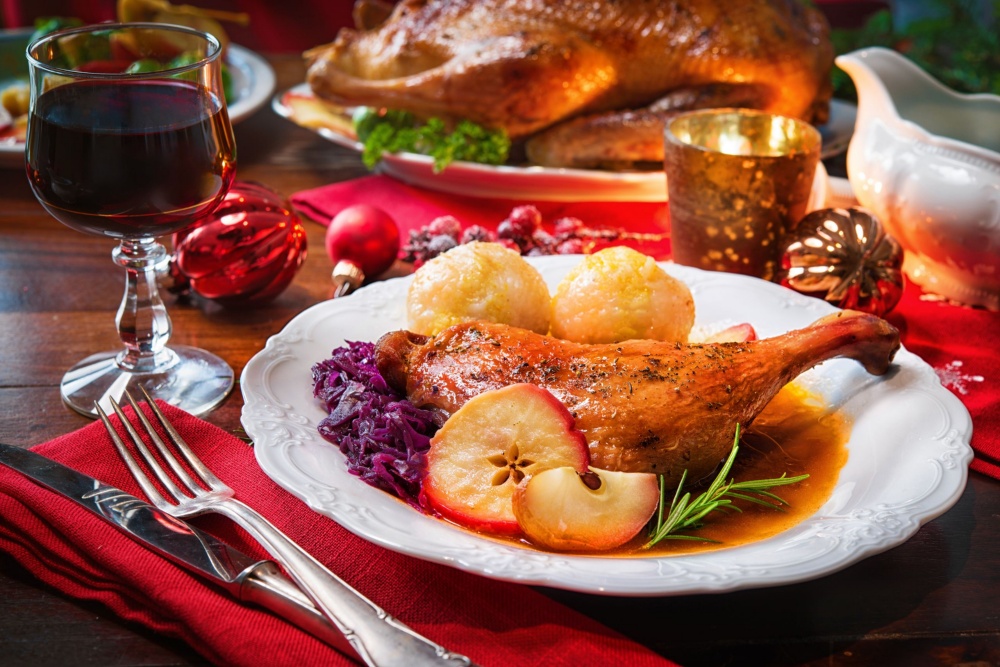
[{"x1": 113, "y1": 238, "x2": 176, "y2": 373}]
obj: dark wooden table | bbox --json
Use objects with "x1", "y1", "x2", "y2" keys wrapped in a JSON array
[{"x1": 1, "y1": 54, "x2": 998, "y2": 667}]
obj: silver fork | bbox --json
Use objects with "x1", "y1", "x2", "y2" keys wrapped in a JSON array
[{"x1": 97, "y1": 388, "x2": 475, "y2": 667}]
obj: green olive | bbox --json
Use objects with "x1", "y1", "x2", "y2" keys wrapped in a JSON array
[
  {"x1": 125, "y1": 58, "x2": 162, "y2": 74},
  {"x1": 167, "y1": 51, "x2": 201, "y2": 69}
]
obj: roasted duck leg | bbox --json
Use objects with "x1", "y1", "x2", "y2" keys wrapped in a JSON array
[
  {"x1": 375, "y1": 311, "x2": 900, "y2": 484},
  {"x1": 306, "y1": 0, "x2": 833, "y2": 147}
]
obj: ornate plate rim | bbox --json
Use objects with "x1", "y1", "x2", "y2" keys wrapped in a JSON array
[{"x1": 240, "y1": 257, "x2": 973, "y2": 596}]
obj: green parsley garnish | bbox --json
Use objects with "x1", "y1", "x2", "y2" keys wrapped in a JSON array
[
  {"x1": 644, "y1": 424, "x2": 809, "y2": 548},
  {"x1": 354, "y1": 107, "x2": 510, "y2": 172}
]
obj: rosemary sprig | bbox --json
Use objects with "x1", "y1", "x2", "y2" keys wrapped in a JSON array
[{"x1": 643, "y1": 425, "x2": 809, "y2": 548}]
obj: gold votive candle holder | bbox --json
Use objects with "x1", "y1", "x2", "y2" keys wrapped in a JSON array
[{"x1": 664, "y1": 108, "x2": 822, "y2": 281}]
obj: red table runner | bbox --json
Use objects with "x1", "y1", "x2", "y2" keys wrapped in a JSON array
[{"x1": 0, "y1": 402, "x2": 676, "y2": 666}]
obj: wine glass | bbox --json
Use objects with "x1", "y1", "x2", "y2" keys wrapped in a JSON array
[{"x1": 25, "y1": 23, "x2": 237, "y2": 417}]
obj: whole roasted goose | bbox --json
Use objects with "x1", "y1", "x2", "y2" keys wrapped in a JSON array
[
  {"x1": 375, "y1": 311, "x2": 900, "y2": 485},
  {"x1": 306, "y1": 0, "x2": 833, "y2": 168}
]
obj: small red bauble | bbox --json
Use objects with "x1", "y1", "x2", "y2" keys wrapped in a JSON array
[
  {"x1": 325, "y1": 205, "x2": 400, "y2": 277},
  {"x1": 170, "y1": 181, "x2": 307, "y2": 305}
]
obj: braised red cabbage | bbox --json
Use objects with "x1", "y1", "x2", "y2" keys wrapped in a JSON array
[{"x1": 312, "y1": 341, "x2": 443, "y2": 508}]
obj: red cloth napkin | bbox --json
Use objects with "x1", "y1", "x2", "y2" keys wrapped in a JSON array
[
  {"x1": 0, "y1": 402, "x2": 675, "y2": 667},
  {"x1": 291, "y1": 174, "x2": 672, "y2": 260},
  {"x1": 291, "y1": 175, "x2": 1000, "y2": 480},
  {"x1": 884, "y1": 286, "x2": 1000, "y2": 479}
]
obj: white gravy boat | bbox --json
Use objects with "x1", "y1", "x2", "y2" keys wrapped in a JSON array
[{"x1": 837, "y1": 47, "x2": 1000, "y2": 310}]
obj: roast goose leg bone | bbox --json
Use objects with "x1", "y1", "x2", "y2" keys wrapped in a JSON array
[{"x1": 375, "y1": 310, "x2": 900, "y2": 485}]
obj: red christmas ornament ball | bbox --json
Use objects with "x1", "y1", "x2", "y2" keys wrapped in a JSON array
[
  {"x1": 170, "y1": 181, "x2": 307, "y2": 305},
  {"x1": 325, "y1": 204, "x2": 400, "y2": 279}
]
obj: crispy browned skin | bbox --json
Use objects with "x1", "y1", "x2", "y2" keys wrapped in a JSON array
[
  {"x1": 306, "y1": 0, "x2": 834, "y2": 163},
  {"x1": 524, "y1": 84, "x2": 783, "y2": 169},
  {"x1": 375, "y1": 311, "x2": 899, "y2": 484}
]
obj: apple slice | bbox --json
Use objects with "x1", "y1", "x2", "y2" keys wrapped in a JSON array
[
  {"x1": 423, "y1": 383, "x2": 590, "y2": 535},
  {"x1": 700, "y1": 322, "x2": 758, "y2": 344},
  {"x1": 512, "y1": 467, "x2": 659, "y2": 552}
]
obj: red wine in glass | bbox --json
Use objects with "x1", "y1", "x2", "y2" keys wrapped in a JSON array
[
  {"x1": 25, "y1": 22, "x2": 238, "y2": 417},
  {"x1": 27, "y1": 78, "x2": 235, "y2": 238}
]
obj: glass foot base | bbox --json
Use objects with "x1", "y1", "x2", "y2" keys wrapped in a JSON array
[{"x1": 61, "y1": 345, "x2": 234, "y2": 418}]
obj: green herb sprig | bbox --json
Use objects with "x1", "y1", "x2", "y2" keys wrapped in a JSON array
[
  {"x1": 354, "y1": 108, "x2": 510, "y2": 172},
  {"x1": 643, "y1": 425, "x2": 809, "y2": 548}
]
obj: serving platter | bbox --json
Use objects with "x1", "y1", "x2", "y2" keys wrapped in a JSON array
[
  {"x1": 241, "y1": 257, "x2": 973, "y2": 596},
  {"x1": 0, "y1": 29, "x2": 275, "y2": 169},
  {"x1": 272, "y1": 83, "x2": 856, "y2": 202}
]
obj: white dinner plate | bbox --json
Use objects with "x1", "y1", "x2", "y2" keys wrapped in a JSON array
[
  {"x1": 225, "y1": 44, "x2": 276, "y2": 126},
  {"x1": 0, "y1": 31, "x2": 275, "y2": 169},
  {"x1": 241, "y1": 257, "x2": 973, "y2": 596},
  {"x1": 272, "y1": 83, "x2": 856, "y2": 202}
]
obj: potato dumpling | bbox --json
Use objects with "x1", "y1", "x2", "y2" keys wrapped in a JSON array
[
  {"x1": 407, "y1": 242, "x2": 551, "y2": 336},
  {"x1": 550, "y1": 246, "x2": 694, "y2": 343}
]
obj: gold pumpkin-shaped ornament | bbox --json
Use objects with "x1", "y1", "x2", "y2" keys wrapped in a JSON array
[{"x1": 778, "y1": 207, "x2": 904, "y2": 317}]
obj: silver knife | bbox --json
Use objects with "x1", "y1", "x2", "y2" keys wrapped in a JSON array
[{"x1": 0, "y1": 442, "x2": 358, "y2": 659}]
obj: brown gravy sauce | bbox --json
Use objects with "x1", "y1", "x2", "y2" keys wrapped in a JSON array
[
  {"x1": 633, "y1": 383, "x2": 849, "y2": 556},
  {"x1": 478, "y1": 383, "x2": 850, "y2": 556}
]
